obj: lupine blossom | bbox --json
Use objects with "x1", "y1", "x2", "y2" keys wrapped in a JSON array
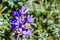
[{"x1": 9, "y1": 5, "x2": 34, "y2": 40}]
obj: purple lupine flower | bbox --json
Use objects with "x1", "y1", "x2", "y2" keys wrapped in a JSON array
[
  {"x1": 18, "y1": 27, "x2": 32, "y2": 36},
  {"x1": 15, "y1": 17, "x2": 21, "y2": 25},
  {"x1": 18, "y1": 27, "x2": 25, "y2": 33},
  {"x1": 9, "y1": 5, "x2": 34, "y2": 39},
  {"x1": 24, "y1": 15, "x2": 34, "y2": 24},
  {"x1": 20, "y1": 6, "x2": 25, "y2": 12},
  {"x1": 26, "y1": 29, "x2": 32, "y2": 36},
  {"x1": 22, "y1": 31, "x2": 27, "y2": 36},
  {"x1": 9, "y1": 18, "x2": 17, "y2": 23},
  {"x1": 19, "y1": 23, "x2": 22, "y2": 28},
  {"x1": 14, "y1": 33, "x2": 18, "y2": 39},
  {"x1": 10, "y1": 24, "x2": 16, "y2": 30},
  {"x1": 22, "y1": 29, "x2": 32, "y2": 36},
  {"x1": 20, "y1": 6, "x2": 30, "y2": 15},
  {"x1": 24, "y1": 8, "x2": 30, "y2": 13},
  {"x1": 22, "y1": 28, "x2": 26, "y2": 31},
  {"x1": 17, "y1": 9, "x2": 22, "y2": 16},
  {"x1": 12, "y1": 11, "x2": 17, "y2": 16},
  {"x1": 12, "y1": 10, "x2": 21, "y2": 16},
  {"x1": 18, "y1": 28, "x2": 22, "y2": 33}
]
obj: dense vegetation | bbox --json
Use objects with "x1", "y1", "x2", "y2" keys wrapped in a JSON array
[{"x1": 0, "y1": 0, "x2": 60, "y2": 40}]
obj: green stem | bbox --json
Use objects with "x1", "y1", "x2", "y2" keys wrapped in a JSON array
[{"x1": 0, "y1": 6, "x2": 7, "y2": 13}]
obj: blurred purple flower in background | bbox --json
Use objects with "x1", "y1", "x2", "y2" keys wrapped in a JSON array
[{"x1": 9, "y1": 5, "x2": 34, "y2": 40}]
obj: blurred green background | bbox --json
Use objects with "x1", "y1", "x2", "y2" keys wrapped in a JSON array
[{"x1": 0, "y1": 0, "x2": 60, "y2": 40}]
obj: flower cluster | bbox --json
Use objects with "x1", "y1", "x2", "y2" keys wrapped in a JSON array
[{"x1": 9, "y1": 6, "x2": 34, "y2": 40}]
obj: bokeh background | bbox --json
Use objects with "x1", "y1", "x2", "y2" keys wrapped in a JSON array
[{"x1": 0, "y1": 0, "x2": 60, "y2": 40}]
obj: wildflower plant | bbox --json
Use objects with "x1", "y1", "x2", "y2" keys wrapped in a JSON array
[
  {"x1": 9, "y1": 5, "x2": 34, "y2": 40},
  {"x1": 0, "y1": 0, "x2": 60, "y2": 40}
]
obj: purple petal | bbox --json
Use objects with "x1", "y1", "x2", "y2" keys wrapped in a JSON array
[
  {"x1": 27, "y1": 17, "x2": 34, "y2": 24},
  {"x1": 15, "y1": 17, "x2": 20, "y2": 25},
  {"x1": 10, "y1": 24, "x2": 16, "y2": 30},
  {"x1": 26, "y1": 29, "x2": 32, "y2": 36},
  {"x1": 24, "y1": 16, "x2": 34, "y2": 24},
  {"x1": 17, "y1": 9, "x2": 22, "y2": 16},
  {"x1": 12, "y1": 11, "x2": 17, "y2": 16},
  {"x1": 24, "y1": 17, "x2": 28, "y2": 23},
  {"x1": 22, "y1": 31, "x2": 27, "y2": 36},
  {"x1": 14, "y1": 33, "x2": 18, "y2": 39},
  {"x1": 24, "y1": 8, "x2": 30, "y2": 13},
  {"x1": 22, "y1": 28, "x2": 26, "y2": 31},
  {"x1": 18, "y1": 28, "x2": 22, "y2": 33},
  {"x1": 20, "y1": 6, "x2": 25, "y2": 12},
  {"x1": 18, "y1": 23, "x2": 22, "y2": 28},
  {"x1": 25, "y1": 29, "x2": 28, "y2": 31},
  {"x1": 22, "y1": 28, "x2": 32, "y2": 36},
  {"x1": 12, "y1": 10, "x2": 22, "y2": 16},
  {"x1": 9, "y1": 18, "x2": 17, "y2": 23}
]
